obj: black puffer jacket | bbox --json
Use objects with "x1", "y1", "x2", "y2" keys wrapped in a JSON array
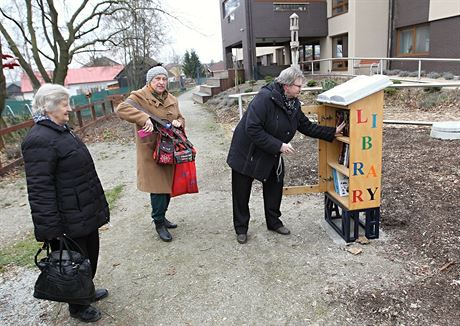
[
  {"x1": 21, "y1": 120, "x2": 109, "y2": 241},
  {"x1": 227, "y1": 82, "x2": 336, "y2": 182}
]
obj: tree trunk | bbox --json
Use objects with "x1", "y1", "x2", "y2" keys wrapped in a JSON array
[{"x1": 0, "y1": 41, "x2": 8, "y2": 149}]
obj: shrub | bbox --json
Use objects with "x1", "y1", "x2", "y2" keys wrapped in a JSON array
[
  {"x1": 244, "y1": 88, "x2": 253, "y2": 93},
  {"x1": 427, "y1": 72, "x2": 441, "y2": 79},
  {"x1": 408, "y1": 71, "x2": 419, "y2": 77},
  {"x1": 398, "y1": 71, "x2": 409, "y2": 77},
  {"x1": 384, "y1": 87, "x2": 398, "y2": 96},
  {"x1": 392, "y1": 80, "x2": 402, "y2": 84},
  {"x1": 248, "y1": 80, "x2": 256, "y2": 86},
  {"x1": 307, "y1": 80, "x2": 317, "y2": 87},
  {"x1": 423, "y1": 86, "x2": 442, "y2": 93},
  {"x1": 321, "y1": 79, "x2": 337, "y2": 92},
  {"x1": 264, "y1": 75, "x2": 274, "y2": 84},
  {"x1": 419, "y1": 92, "x2": 447, "y2": 110},
  {"x1": 443, "y1": 72, "x2": 455, "y2": 80},
  {"x1": 385, "y1": 69, "x2": 400, "y2": 76}
]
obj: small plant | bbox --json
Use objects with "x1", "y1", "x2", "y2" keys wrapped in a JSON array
[
  {"x1": 321, "y1": 79, "x2": 337, "y2": 92},
  {"x1": 427, "y1": 72, "x2": 441, "y2": 79},
  {"x1": 423, "y1": 86, "x2": 442, "y2": 93},
  {"x1": 244, "y1": 88, "x2": 253, "y2": 93},
  {"x1": 384, "y1": 87, "x2": 398, "y2": 96},
  {"x1": 392, "y1": 80, "x2": 402, "y2": 84},
  {"x1": 307, "y1": 80, "x2": 317, "y2": 87},
  {"x1": 385, "y1": 69, "x2": 400, "y2": 76},
  {"x1": 398, "y1": 71, "x2": 409, "y2": 77},
  {"x1": 408, "y1": 71, "x2": 419, "y2": 77},
  {"x1": 248, "y1": 80, "x2": 256, "y2": 86},
  {"x1": 264, "y1": 75, "x2": 274, "y2": 84},
  {"x1": 102, "y1": 129, "x2": 115, "y2": 141},
  {"x1": 105, "y1": 184, "x2": 124, "y2": 209},
  {"x1": 443, "y1": 72, "x2": 455, "y2": 80},
  {"x1": 419, "y1": 92, "x2": 447, "y2": 110}
]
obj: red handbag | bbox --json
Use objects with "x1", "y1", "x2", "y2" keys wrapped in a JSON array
[{"x1": 171, "y1": 161, "x2": 199, "y2": 197}]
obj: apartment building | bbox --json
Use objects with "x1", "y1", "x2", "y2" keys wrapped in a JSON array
[{"x1": 220, "y1": 0, "x2": 460, "y2": 79}]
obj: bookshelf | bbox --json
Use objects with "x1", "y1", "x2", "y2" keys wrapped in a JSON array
[
  {"x1": 283, "y1": 75, "x2": 391, "y2": 242},
  {"x1": 323, "y1": 91, "x2": 384, "y2": 211}
]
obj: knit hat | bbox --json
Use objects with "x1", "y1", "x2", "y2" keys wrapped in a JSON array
[{"x1": 146, "y1": 66, "x2": 168, "y2": 84}]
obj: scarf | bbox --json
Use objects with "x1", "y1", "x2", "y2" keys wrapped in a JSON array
[
  {"x1": 32, "y1": 111, "x2": 51, "y2": 123},
  {"x1": 282, "y1": 93, "x2": 297, "y2": 116}
]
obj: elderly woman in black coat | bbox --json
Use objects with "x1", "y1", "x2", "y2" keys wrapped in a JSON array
[
  {"x1": 21, "y1": 84, "x2": 110, "y2": 322},
  {"x1": 227, "y1": 66, "x2": 345, "y2": 244}
]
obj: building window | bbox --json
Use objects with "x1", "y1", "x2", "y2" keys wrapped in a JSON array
[
  {"x1": 273, "y1": 3, "x2": 308, "y2": 12},
  {"x1": 332, "y1": 0, "x2": 348, "y2": 16},
  {"x1": 223, "y1": 0, "x2": 240, "y2": 20},
  {"x1": 332, "y1": 34, "x2": 348, "y2": 71},
  {"x1": 397, "y1": 25, "x2": 430, "y2": 56}
]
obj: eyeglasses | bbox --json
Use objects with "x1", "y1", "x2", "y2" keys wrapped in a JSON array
[{"x1": 291, "y1": 84, "x2": 302, "y2": 88}]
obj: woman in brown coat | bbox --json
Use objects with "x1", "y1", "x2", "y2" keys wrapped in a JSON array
[{"x1": 116, "y1": 66, "x2": 185, "y2": 242}]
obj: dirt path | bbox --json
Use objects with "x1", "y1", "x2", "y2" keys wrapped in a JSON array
[{"x1": 0, "y1": 89, "x2": 412, "y2": 325}]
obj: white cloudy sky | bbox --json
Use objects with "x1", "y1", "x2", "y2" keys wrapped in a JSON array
[{"x1": 159, "y1": 0, "x2": 223, "y2": 64}]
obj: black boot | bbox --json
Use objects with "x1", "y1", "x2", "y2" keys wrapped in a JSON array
[
  {"x1": 155, "y1": 223, "x2": 172, "y2": 242},
  {"x1": 164, "y1": 218, "x2": 177, "y2": 229}
]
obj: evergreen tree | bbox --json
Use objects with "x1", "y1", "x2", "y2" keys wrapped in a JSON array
[{"x1": 182, "y1": 49, "x2": 204, "y2": 80}]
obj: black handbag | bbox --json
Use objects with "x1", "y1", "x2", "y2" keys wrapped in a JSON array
[{"x1": 33, "y1": 236, "x2": 95, "y2": 305}]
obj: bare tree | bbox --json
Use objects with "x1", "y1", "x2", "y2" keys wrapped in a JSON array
[
  {"x1": 0, "y1": 41, "x2": 8, "y2": 140},
  {"x1": 107, "y1": 0, "x2": 168, "y2": 89},
  {"x1": 0, "y1": 0, "x2": 133, "y2": 89}
]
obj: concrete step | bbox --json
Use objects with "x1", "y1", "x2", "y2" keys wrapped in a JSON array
[
  {"x1": 199, "y1": 84, "x2": 221, "y2": 96},
  {"x1": 206, "y1": 78, "x2": 222, "y2": 87},
  {"x1": 192, "y1": 92, "x2": 212, "y2": 104}
]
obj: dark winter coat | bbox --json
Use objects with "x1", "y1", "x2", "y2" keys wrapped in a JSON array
[
  {"x1": 21, "y1": 120, "x2": 110, "y2": 242},
  {"x1": 227, "y1": 82, "x2": 336, "y2": 182}
]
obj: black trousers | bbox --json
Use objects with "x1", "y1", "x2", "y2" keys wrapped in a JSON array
[
  {"x1": 50, "y1": 230, "x2": 100, "y2": 308},
  {"x1": 232, "y1": 162, "x2": 285, "y2": 235}
]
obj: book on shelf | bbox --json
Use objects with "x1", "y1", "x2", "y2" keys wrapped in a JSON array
[
  {"x1": 338, "y1": 143, "x2": 349, "y2": 167},
  {"x1": 317, "y1": 74, "x2": 393, "y2": 106},
  {"x1": 335, "y1": 109, "x2": 349, "y2": 137},
  {"x1": 332, "y1": 168, "x2": 349, "y2": 197}
]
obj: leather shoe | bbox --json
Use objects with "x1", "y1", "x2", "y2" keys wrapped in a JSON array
[
  {"x1": 69, "y1": 305, "x2": 101, "y2": 323},
  {"x1": 236, "y1": 234, "x2": 247, "y2": 244},
  {"x1": 155, "y1": 224, "x2": 172, "y2": 242},
  {"x1": 271, "y1": 226, "x2": 291, "y2": 235},
  {"x1": 93, "y1": 288, "x2": 108, "y2": 302},
  {"x1": 164, "y1": 218, "x2": 177, "y2": 229}
]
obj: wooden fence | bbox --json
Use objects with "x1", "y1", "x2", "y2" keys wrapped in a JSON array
[{"x1": 0, "y1": 94, "x2": 125, "y2": 176}]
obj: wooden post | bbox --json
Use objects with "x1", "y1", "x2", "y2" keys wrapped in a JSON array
[{"x1": 90, "y1": 104, "x2": 97, "y2": 121}]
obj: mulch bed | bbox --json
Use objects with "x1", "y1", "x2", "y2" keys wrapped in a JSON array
[{"x1": 206, "y1": 86, "x2": 460, "y2": 325}]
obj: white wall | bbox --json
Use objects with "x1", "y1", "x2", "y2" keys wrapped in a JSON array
[{"x1": 429, "y1": 0, "x2": 460, "y2": 21}]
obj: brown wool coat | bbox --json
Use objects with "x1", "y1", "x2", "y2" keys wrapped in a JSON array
[{"x1": 116, "y1": 86, "x2": 185, "y2": 194}]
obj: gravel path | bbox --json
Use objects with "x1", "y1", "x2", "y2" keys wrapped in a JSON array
[{"x1": 0, "y1": 89, "x2": 411, "y2": 325}]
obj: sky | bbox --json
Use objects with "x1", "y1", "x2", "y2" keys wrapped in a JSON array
[{"x1": 158, "y1": 0, "x2": 223, "y2": 64}]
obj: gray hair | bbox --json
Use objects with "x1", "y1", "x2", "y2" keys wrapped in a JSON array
[
  {"x1": 32, "y1": 84, "x2": 70, "y2": 115},
  {"x1": 274, "y1": 66, "x2": 305, "y2": 86}
]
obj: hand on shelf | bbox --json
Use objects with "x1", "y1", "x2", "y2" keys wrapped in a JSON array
[
  {"x1": 335, "y1": 121, "x2": 346, "y2": 136},
  {"x1": 280, "y1": 142, "x2": 295, "y2": 155}
]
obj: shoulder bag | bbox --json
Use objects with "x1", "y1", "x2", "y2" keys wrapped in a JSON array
[{"x1": 124, "y1": 98, "x2": 196, "y2": 165}]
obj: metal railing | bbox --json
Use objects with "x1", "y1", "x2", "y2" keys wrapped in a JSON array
[
  {"x1": 301, "y1": 57, "x2": 460, "y2": 80},
  {"x1": 228, "y1": 81, "x2": 460, "y2": 123}
]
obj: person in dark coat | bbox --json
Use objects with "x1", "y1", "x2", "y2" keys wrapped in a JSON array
[
  {"x1": 227, "y1": 66, "x2": 345, "y2": 244},
  {"x1": 21, "y1": 84, "x2": 110, "y2": 322}
]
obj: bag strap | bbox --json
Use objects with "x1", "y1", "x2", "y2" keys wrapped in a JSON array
[
  {"x1": 124, "y1": 98, "x2": 194, "y2": 148},
  {"x1": 124, "y1": 98, "x2": 172, "y2": 129},
  {"x1": 34, "y1": 241, "x2": 50, "y2": 268}
]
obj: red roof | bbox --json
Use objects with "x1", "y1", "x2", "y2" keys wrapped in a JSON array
[{"x1": 21, "y1": 65, "x2": 124, "y2": 93}]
